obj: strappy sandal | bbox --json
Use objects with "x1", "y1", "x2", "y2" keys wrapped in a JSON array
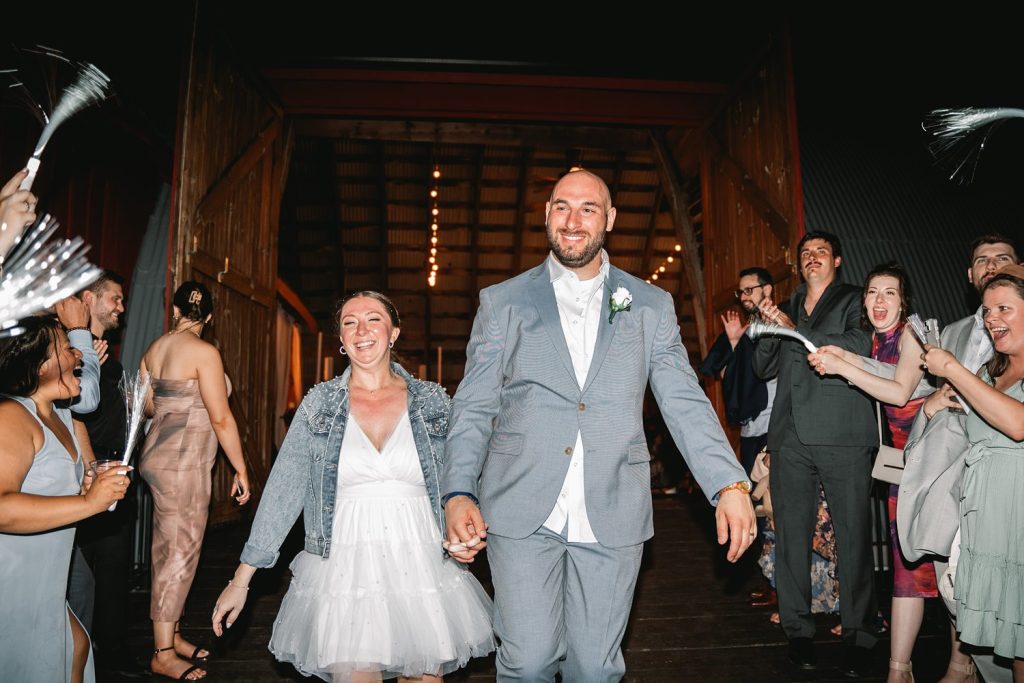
[
  {"x1": 943, "y1": 659, "x2": 978, "y2": 683},
  {"x1": 174, "y1": 627, "x2": 210, "y2": 662},
  {"x1": 889, "y1": 658, "x2": 914, "y2": 681},
  {"x1": 152, "y1": 645, "x2": 206, "y2": 680}
]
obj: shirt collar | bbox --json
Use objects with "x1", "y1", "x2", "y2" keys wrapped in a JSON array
[{"x1": 547, "y1": 249, "x2": 610, "y2": 285}]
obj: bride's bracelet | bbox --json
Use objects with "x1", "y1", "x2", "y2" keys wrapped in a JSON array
[{"x1": 227, "y1": 580, "x2": 249, "y2": 591}]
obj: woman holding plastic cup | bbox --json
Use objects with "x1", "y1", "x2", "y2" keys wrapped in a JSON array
[{"x1": 0, "y1": 314, "x2": 131, "y2": 683}]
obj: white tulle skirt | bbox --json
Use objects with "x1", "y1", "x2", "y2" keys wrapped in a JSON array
[{"x1": 269, "y1": 483, "x2": 495, "y2": 682}]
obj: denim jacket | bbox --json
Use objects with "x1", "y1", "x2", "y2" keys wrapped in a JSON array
[{"x1": 240, "y1": 362, "x2": 452, "y2": 568}]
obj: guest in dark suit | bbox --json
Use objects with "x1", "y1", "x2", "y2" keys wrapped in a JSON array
[{"x1": 752, "y1": 231, "x2": 877, "y2": 676}]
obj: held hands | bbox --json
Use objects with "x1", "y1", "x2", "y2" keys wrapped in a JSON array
[
  {"x1": 720, "y1": 310, "x2": 748, "y2": 345},
  {"x1": 716, "y1": 487, "x2": 757, "y2": 563},
  {"x1": 232, "y1": 469, "x2": 251, "y2": 505},
  {"x1": 83, "y1": 465, "x2": 132, "y2": 512},
  {"x1": 807, "y1": 345, "x2": 848, "y2": 376},
  {"x1": 757, "y1": 298, "x2": 795, "y2": 329},
  {"x1": 443, "y1": 496, "x2": 488, "y2": 563}
]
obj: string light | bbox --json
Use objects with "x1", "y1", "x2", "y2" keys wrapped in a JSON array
[
  {"x1": 427, "y1": 164, "x2": 441, "y2": 288},
  {"x1": 646, "y1": 244, "x2": 684, "y2": 284}
]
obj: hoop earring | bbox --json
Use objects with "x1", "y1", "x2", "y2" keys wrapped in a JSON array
[
  {"x1": 339, "y1": 345, "x2": 347, "y2": 356},
  {"x1": 388, "y1": 341, "x2": 394, "y2": 349}
]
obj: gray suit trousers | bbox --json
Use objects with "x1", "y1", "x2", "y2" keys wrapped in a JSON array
[{"x1": 487, "y1": 528, "x2": 643, "y2": 683}]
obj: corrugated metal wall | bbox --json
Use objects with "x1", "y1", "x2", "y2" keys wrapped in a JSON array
[{"x1": 801, "y1": 127, "x2": 1024, "y2": 327}]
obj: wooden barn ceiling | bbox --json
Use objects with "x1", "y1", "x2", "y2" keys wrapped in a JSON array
[
  {"x1": 217, "y1": 22, "x2": 779, "y2": 384},
  {"x1": 277, "y1": 119, "x2": 705, "y2": 383}
]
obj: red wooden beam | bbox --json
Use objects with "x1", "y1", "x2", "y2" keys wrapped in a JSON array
[{"x1": 263, "y1": 68, "x2": 729, "y2": 126}]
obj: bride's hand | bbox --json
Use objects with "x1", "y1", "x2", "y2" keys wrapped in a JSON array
[{"x1": 212, "y1": 581, "x2": 249, "y2": 637}]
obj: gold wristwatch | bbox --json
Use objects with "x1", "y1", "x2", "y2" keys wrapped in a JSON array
[{"x1": 717, "y1": 481, "x2": 752, "y2": 497}]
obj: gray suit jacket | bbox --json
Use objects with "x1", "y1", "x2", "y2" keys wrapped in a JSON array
[
  {"x1": 894, "y1": 314, "x2": 977, "y2": 561},
  {"x1": 442, "y1": 262, "x2": 747, "y2": 548}
]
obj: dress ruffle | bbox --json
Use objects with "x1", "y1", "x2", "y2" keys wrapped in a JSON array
[{"x1": 269, "y1": 494, "x2": 494, "y2": 682}]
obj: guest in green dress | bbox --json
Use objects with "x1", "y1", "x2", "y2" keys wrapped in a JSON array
[{"x1": 923, "y1": 266, "x2": 1024, "y2": 676}]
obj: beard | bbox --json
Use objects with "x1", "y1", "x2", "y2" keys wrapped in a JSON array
[{"x1": 546, "y1": 226, "x2": 606, "y2": 269}]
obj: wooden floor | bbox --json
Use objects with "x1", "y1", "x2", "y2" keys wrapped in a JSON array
[{"x1": 106, "y1": 493, "x2": 957, "y2": 682}]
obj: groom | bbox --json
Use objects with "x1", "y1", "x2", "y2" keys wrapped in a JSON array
[{"x1": 442, "y1": 168, "x2": 755, "y2": 682}]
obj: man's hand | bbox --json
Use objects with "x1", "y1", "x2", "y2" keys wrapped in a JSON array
[
  {"x1": 444, "y1": 495, "x2": 488, "y2": 563},
  {"x1": 715, "y1": 487, "x2": 757, "y2": 563},
  {"x1": 758, "y1": 298, "x2": 795, "y2": 329},
  {"x1": 54, "y1": 296, "x2": 90, "y2": 330},
  {"x1": 93, "y1": 339, "x2": 109, "y2": 365},
  {"x1": 720, "y1": 310, "x2": 748, "y2": 347}
]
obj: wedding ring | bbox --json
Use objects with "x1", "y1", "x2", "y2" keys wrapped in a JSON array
[{"x1": 748, "y1": 531, "x2": 756, "y2": 537}]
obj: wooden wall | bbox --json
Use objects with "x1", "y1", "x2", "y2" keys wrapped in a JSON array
[
  {"x1": 694, "y1": 31, "x2": 804, "y2": 443},
  {"x1": 170, "y1": 2, "x2": 290, "y2": 523}
]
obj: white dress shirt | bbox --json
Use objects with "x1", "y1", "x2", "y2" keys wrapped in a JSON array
[{"x1": 541, "y1": 250, "x2": 610, "y2": 543}]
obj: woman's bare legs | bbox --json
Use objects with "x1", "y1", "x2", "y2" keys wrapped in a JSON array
[{"x1": 70, "y1": 608, "x2": 89, "y2": 683}]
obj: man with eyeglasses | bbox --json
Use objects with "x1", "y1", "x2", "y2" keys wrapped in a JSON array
[{"x1": 700, "y1": 267, "x2": 777, "y2": 478}]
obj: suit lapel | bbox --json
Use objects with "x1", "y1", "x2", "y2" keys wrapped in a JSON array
[
  {"x1": 582, "y1": 268, "x2": 620, "y2": 394},
  {"x1": 529, "y1": 266, "x2": 579, "y2": 388}
]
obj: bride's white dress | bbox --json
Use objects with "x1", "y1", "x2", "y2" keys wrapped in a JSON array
[{"x1": 269, "y1": 411, "x2": 494, "y2": 681}]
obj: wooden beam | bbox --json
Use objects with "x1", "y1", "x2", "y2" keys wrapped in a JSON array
[
  {"x1": 297, "y1": 119, "x2": 653, "y2": 152},
  {"x1": 650, "y1": 131, "x2": 708, "y2": 357},
  {"x1": 276, "y1": 277, "x2": 320, "y2": 332},
  {"x1": 266, "y1": 69, "x2": 729, "y2": 126},
  {"x1": 641, "y1": 185, "x2": 663, "y2": 278},
  {"x1": 604, "y1": 151, "x2": 624, "y2": 254},
  {"x1": 376, "y1": 140, "x2": 389, "y2": 289},
  {"x1": 195, "y1": 117, "x2": 281, "y2": 221},
  {"x1": 469, "y1": 146, "x2": 484, "y2": 291},
  {"x1": 704, "y1": 132, "x2": 791, "y2": 247},
  {"x1": 512, "y1": 147, "x2": 532, "y2": 275}
]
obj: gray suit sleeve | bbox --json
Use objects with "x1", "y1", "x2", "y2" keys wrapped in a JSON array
[
  {"x1": 68, "y1": 329, "x2": 100, "y2": 414},
  {"x1": 648, "y1": 291, "x2": 748, "y2": 505},
  {"x1": 442, "y1": 289, "x2": 504, "y2": 499}
]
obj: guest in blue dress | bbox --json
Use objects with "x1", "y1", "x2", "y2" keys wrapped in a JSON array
[{"x1": 0, "y1": 315, "x2": 132, "y2": 683}]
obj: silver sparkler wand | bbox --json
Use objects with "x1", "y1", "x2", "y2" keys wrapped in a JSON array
[
  {"x1": 922, "y1": 107, "x2": 1024, "y2": 183},
  {"x1": 108, "y1": 370, "x2": 151, "y2": 511},
  {"x1": 746, "y1": 319, "x2": 818, "y2": 353},
  {"x1": 0, "y1": 214, "x2": 101, "y2": 337},
  {"x1": 18, "y1": 61, "x2": 111, "y2": 191}
]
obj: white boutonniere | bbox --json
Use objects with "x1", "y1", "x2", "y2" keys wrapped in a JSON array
[{"x1": 608, "y1": 285, "x2": 632, "y2": 323}]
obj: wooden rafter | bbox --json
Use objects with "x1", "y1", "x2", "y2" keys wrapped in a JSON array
[
  {"x1": 512, "y1": 147, "x2": 532, "y2": 275},
  {"x1": 376, "y1": 140, "x2": 389, "y2": 289},
  {"x1": 194, "y1": 117, "x2": 281, "y2": 222},
  {"x1": 704, "y1": 132, "x2": 790, "y2": 247},
  {"x1": 469, "y1": 147, "x2": 484, "y2": 291},
  {"x1": 651, "y1": 131, "x2": 708, "y2": 357}
]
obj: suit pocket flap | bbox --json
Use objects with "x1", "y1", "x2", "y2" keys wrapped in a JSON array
[
  {"x1": 488, "y1": 431, "x2": 523, "y2": 455},
  {"x1": 627, "y1": 442, "x2": 651, "y2": 464}
]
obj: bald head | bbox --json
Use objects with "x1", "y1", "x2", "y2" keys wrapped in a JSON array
[{"x1": 549, "y1": 169, "x2": 614, "y2": 211}]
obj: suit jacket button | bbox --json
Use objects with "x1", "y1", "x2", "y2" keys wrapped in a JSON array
[
  {"x1": 564, "y1": 447, "x2": 573, "y2": 456},
  {"x1": 578, "y1": 403, "x2": 586, "y2": 411}
]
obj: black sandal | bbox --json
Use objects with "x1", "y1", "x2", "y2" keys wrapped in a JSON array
[
  {"x1": 152, "y1": 645, "x2": 207, "y2": 680},
  {"x1": 174, "y1": 627, "x2": 211, "y2": 662}
]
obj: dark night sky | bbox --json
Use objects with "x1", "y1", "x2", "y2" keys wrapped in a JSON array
[{"x1": 5, "y1": 10, "x2": 1024, "y2": 190}]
